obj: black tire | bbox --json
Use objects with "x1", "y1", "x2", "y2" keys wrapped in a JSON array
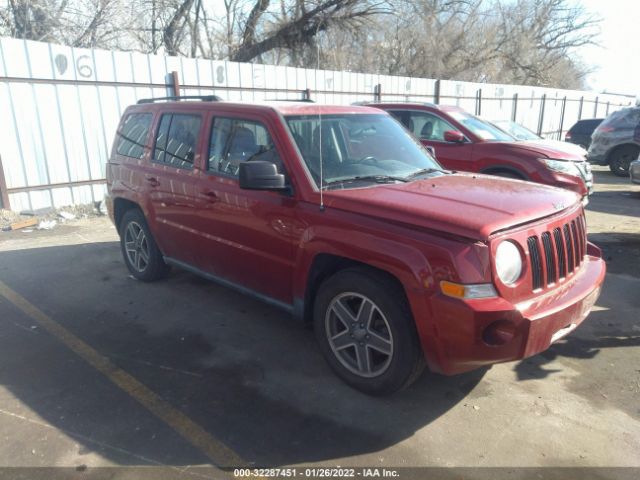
[
  {"x1": 491, "y1": 170, "x2": 523, "y2": 180},
  {"x1": 119, "y1": 208, "x2": 169, "y2": 281},
  {"x1": 313, "y1": 268, "x2": 425, "y2": 395},
  {"x1": 609, "y1": 145, "x2": 639, "y2": 177}
]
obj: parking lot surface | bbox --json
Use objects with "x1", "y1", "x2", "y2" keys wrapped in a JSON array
[{"x1": 0, "y1": 167, "x2": 639, "y2": 478}]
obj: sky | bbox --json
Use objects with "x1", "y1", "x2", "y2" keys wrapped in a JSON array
[{"x1": 578, "y1": 0, "x2": 640, "y2": 96}]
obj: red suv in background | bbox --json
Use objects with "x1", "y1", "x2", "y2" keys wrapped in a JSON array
[
  {"x1": 371, "y1": 103, "x2": 592, "y2": 198},
  {"x1": 106, "y1": 98, "x2": 605, "y2": 395}
]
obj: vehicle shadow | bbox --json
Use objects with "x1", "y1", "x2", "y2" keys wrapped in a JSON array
[
  {"x1": 0, "y1": 242, "x2": 487, "y2": 468},
  {"x1": 513, "y1": 264, "x2": 640, "y2": 417}
]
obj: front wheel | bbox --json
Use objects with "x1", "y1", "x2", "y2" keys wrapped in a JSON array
[
  {"x1": 609, "y1": 145, "x2": 639, "y2": 177},
  {"x1": 119, "y1": 209, "x2": 169, "y2": 281},
  {"x1": 313, "y1": 268, "x2": 425, "y2": 395}
]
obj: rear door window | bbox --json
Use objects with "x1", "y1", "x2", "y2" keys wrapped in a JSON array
[
  {"x1": 207, "y1": 118, "x2": 283, "y2": 177},
  {"x1": 116, "y1": 113, "x2": 152, "y2": 158},
  {"x1": 153, "y1": 114, "x2": 202, "y2": 169},
  {"x1": 389, "y1": 110, "x2": 459, "y2": 141}
]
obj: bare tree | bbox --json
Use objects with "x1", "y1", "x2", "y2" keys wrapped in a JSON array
[
  {"x1": 0, "y1": 0, "x2": 601, "y2": 89},
  {"x1": 229, "y1": 0, "x2": 388, "y2": 63}
]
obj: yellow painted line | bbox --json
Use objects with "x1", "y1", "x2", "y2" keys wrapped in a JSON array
[{"x1": 0, "y1": 280, "x2": 246, "y2": 470}]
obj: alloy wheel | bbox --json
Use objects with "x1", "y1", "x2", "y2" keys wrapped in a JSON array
[
  {"x1": 124, "y1": 221, "x2": 150, "y2": 273},
  {"x1": 325, "y1": 292, "x2": 394, "y2": 378}
]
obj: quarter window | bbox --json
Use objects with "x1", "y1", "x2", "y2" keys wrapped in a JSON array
[
  {"x1": 116, "y1": 113, "x2": 152, "y2": 158},
  {"x1": 207, "y1": 118, "x2": 282, "y2": 177},
  {"x1": 153, "y1": 114, "x2": 201, "y2": 169}
]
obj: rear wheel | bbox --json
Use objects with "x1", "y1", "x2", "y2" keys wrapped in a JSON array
[
  {"x1": 313, "y1": 268, "x2": 425, "y2": 395},
  {"x1": 119, "y1": 209, "x2": 169, "y2": 281},
  {"x1": 609, "y1": 145, "x2": 639, "y2": 176}
]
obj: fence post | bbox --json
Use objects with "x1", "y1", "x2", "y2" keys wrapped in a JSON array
[
  {"x1": 511, "y1": 93, "x2": 518, "y2": 121},
  {"x1": 434, "y1": 79, "x2": 441, "y2": 104},
  {"x1": 171, "y1": 70, "x2": 180, "y2": 97},
  {"x1": 593, "y1": 96, "x2": 599, "y2": 117},
  {"x1": 558, "y1": 96, "x2": 567, "y2": 141},
  {"x1": 606, "y1": 101, "x2": 610, "y2": 115},
  {"x1": 475, "y1": 88, "x2": 482, "y2": 115},
  {"x1": 578, "y1": 96, "x2": 584, "y2": 120},
  {"x1": 537, "y1": 93, "x2": 547, "y2": 136},
  {"x1": 373, "y1": 83, "x2": 382, "y2": 102},
  {"x1": 302, "y1": 88, "x2": 311, "y2": 101},
  {"x1": 0, "y1": 154, "x2": 10, "y2": 211}
]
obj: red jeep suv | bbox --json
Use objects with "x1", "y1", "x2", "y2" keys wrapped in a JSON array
[
  {"x1": 106, "y1": 97, "x2": 605, "y2": 395},
  {"x1": 371, "y1": 103, "x2": 592, "y2": 198}
]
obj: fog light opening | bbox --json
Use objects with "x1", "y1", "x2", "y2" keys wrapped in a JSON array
[{"x1": 482, "y1": 320, "x2": 516, "y2": 346}]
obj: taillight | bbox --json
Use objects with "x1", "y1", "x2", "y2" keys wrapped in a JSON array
[{"x1": 565, "y1": 132, "x2": 572, "y2": 140}]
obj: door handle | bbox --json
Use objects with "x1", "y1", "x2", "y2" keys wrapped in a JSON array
[
  {"x1": 145, "y1": 175, "x2": 160, "y2": 187},
  {"x1": 199, "y1": 190, "x2": 218, "y2": 202}
]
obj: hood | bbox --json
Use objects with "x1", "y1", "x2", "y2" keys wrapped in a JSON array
[
  {"x1": 502, "y1": 140, "x2": 586, "y2": 161},
  {"x1": 323, "y1": 173, "x2": 580, "y2": 241}
]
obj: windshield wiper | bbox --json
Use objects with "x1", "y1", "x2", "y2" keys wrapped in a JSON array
[
  {"x1": 323, "y1": 175, "x2": 409, "y2": 187},
  {"x1": 405, "y1": 168, "x2": 446, "y2": 179}
]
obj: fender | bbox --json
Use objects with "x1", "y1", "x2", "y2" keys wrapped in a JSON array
[{"x1": 292, "y1": 223, "x2": 487, "y2": 373}]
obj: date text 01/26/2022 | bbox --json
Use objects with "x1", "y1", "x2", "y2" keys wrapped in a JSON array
[{"x1": 233, "y1": 468, "x2": 400, "y2": 478}]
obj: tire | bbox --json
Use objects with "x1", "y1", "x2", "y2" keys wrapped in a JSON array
[
  {"x1": 119, "y1": 208, "x2": 169, "y2": 281},
  {"x1": 609, "y1": 145, "x2": 639, "y2": 177},
  {"x1": 491, "y1": 170, "x2": 523, "y2": 180},
  {"x1": 313, "y1": 268, "x2": 425, "y2": 395}
]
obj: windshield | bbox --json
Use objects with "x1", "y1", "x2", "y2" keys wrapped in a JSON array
[
  {"x1": 494, "y1": 120, "x2": 540, "y2": 141},
  {"x1": 448, "y1": 111, "x2": 515, "y2": 141},
  {"x1": 285, "y1": 113, "x2": 443, "y2": 188}
]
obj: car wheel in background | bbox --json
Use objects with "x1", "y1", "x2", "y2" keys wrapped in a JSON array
[
  {"x1": 313, "y1": 268, "x2": 425, "y2": 395},
  {"x1": 609, "y1": 145, "x2": 640, "y2": 177},
  {"x1": 119, "y1": 209, "x2": 169, "y2": 281}
]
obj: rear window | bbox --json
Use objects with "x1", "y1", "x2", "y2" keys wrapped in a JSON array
[
  {"x1": 116, "y1": 113, "x2": 152, "y2": 158},
  {"x1": 153, "y1": 114, "x2": 202, "y2": 169}
]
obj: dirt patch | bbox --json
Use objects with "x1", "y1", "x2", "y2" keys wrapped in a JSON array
[{"x1": 1, "y1": 202, "x2": 106, "y2": 231}]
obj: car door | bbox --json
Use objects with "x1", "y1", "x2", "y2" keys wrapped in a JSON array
[
  {"x1": 145, "y1": 112, "x2": 204, "y2": 265},
  {"x1": 193, "y1": 112, "x2": 297, "y2": 305},
  {"x1": 389, "y1": 109, "x2": 473, "y2": 171}
]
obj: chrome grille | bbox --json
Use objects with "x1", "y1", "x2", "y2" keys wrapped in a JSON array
[{"x1": 527, "y1": 214, "x2": 587, "y2": 291}]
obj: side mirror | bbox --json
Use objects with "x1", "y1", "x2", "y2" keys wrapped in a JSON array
[
  {"x1": 444, "y1": 130, "x2": 465, "y2": 143},
  {"x1": 239, "y1": 161, "x2": 286, "y2": 190}
]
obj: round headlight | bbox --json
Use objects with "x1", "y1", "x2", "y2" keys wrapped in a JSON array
[{"x1": 495, "y1": 241, "x2": 523, "y2": 285}]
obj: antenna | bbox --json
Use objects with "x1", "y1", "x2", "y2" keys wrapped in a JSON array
[{"x1": 316, "y1": 20, "x2": 324, "y2": 211}]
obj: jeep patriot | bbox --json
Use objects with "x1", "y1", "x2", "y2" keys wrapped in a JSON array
[{"x1": 106, "y1": 98, "x2": 606, "y2": 395}]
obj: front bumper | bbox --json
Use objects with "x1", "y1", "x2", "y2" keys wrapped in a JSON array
[{"x1": 426, "y1": 246, "x2": 606, "y2": 375}]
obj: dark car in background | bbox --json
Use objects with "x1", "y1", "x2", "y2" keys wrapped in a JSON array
[
  {"x1": 565, "y1": 118, "x2": 603, "y2": 150},
  {"x1": 370, "y1": 103, "x2": 593, "y2": 198},
  {"x1": 588, "y1": 107, "x2": 640, "y2": 176}
]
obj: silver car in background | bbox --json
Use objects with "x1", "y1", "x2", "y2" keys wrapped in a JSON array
[
  {"x1": 588, "y1": 107, "x2": 640, "y2": 176},
  {"x1": 630, "y1": 158, "x2": 640, "y2": 184}
]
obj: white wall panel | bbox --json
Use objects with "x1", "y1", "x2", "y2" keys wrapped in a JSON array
[{"x1": 0, "y1": 38, "x2": 633, "y2": 210}]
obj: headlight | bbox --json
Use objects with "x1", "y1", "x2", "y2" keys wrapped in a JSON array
[
  {"x1": 495, "y1": 241, "x2": 522, "y2": 285},
  {"x1": 542, "y1": 158, "x2": 581, "y2": 176}
]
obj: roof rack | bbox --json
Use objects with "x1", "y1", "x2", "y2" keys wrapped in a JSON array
[{"x1": 137, "y1": 95, "x2": 222, "y2": 104}]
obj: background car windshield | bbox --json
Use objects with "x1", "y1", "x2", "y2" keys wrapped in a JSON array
[
  {"x1": 286, "y1": 114, "x2": 441, "y2": 187},
  {"x1": 494, "y1": 120, "x2": 540, "y2": 141},
  {"x1": 449, "y1": 111, "x2": 515, "y2": 141}
]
